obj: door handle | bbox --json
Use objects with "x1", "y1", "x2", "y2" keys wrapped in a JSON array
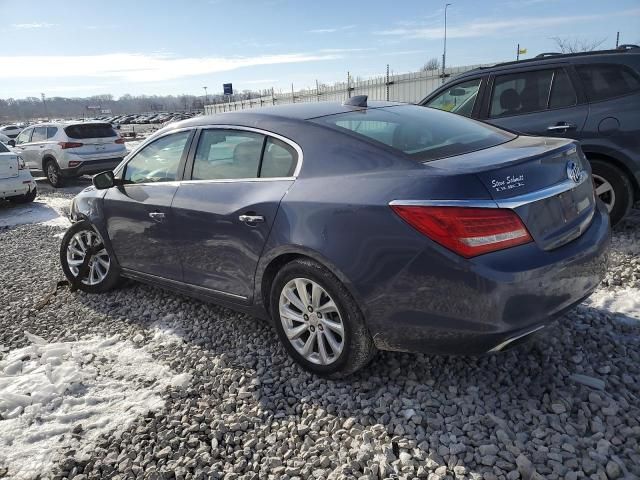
[
  {"x1": 547, "y1": 123, "x2": 576, "y2": 132},
  {"x1": 148, "y1": 212, "x2": 166, "y2": 222},
  {"x1": 239, "y1": 214, "x2": 264, "y2": 224},
  {"x1": 39, "y1": 145, "x2": 45, "y2": 148}
]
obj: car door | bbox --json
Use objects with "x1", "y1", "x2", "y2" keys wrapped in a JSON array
[
  {"x1": 171, "y1": 127, "x2": 298, "y2": 302},
  {"x1": 102, "y1": 129, "x2": 194, "y2": 280},
  {"x1": 480, "y1": 66, "x2": 589, "y2": 138},
  {"x1": 12, "y1": 127, "x2": 36, "y2": 168},
  {"x1": 28, "y1": 126, "x2": 49, "y2": 168}
]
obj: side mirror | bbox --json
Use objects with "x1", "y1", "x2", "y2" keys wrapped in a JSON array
[
  {"x1": 8, "y1": 139, "x2": 16, "y2": 147},
  {"x1": 93, "y1": 170, "x2": 116, "y2": 189}
]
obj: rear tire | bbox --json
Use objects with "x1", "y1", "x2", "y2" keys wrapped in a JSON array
[
  {"x1": 60, "y1": 220, "x2": 120, "y2": 294},
  {"x1": 45, "y1": 158, "x2": 64, "y2": 188},
  {"x1": 589, "y1": 159, "x2": 633, "y2": 227},
  {"x1": 270, "y1": 258, "x2": 376, "y2": 378},
  {"x1": 8, "y1": 187, "x2": 37, "y2": 203}
]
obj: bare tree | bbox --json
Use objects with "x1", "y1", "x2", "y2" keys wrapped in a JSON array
[
  {"x1": 421, "y1": 57, "x2": 441, "y2": 72},
  {"x1": 551, "y1": 36, "x2": 607, "y2": 53}
]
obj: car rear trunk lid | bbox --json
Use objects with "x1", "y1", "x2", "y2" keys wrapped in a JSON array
[
  {"x1": 428, "y1": 136, "x2": 596, "y2": 251},
  {"x1": 64, "y1": 123, "x2": 124, "y2": 157}
]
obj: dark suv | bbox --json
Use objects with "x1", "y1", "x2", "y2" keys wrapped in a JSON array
[{"x1": 420, "y1": 47, "x2": 640, "y2": 225}]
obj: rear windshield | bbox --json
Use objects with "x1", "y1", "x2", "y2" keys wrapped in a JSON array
[
  {"x1": 64, "y1": 123, "x2": 117, "y2": 139},
  {"x1": 312, "y1": 105, "x2": 514, "y2": 161}
]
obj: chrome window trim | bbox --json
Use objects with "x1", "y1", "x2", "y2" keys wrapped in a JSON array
[
  {"x1": 192, "y1": 124, "x2": 303, "y2": 179},
  {"x1": 390, "y1": 175, "x2": 590, "y2": 210},
  {"x1": 115, "y1": 124, "x2": 304, "y2": 183}
]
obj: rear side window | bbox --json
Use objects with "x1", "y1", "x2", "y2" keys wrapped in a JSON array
[
  {"x1": 31, "y1": 127, "x2": 47, "y2": 142},
  {"x1": 192, "y1": 130, "x2": 265, "y2": 180},
  {"x1": 260, "y1": 138, "x2": 297, "y2": 177},
  {"x1": 312, "y1": 105, "x2": 514, "y2": 162},
  {"x1": 576, "y1": 63, "x2": 640, "y2": 101},
  {"x1": 64, "y1": 123, "x2": 117, "y2": 139},
  {"x1": 548, "y1": 69, "x2": 577, "y2": 108},
  {"x1": 46, "y1": 127, "x2": 58, "y2": 139},
  {"x1": 490, "y1": 69, "x2": 553, "y2": 117},
  {"x1": 490, "y1": 68, "x2": 577, "y2": 117},
  {"x1": 425, "y1": 78, "x2": 482, "y2": 117}
]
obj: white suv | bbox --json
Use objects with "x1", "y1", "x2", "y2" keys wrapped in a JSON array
[{"x1": 10, "y1": 122, "x2": 127, "y2": 187}]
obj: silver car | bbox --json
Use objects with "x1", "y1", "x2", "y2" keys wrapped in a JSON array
[{"x1": 10, "y1": 122, "x2": 127, "y2": 187}]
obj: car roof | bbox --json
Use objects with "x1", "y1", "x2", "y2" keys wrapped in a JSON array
[
  {"x1": 452, "y1": 48, "x2": 639, "y2": 79},
  {"x1": 171, "y1": 100, "x2": 404, "y2": 128}
]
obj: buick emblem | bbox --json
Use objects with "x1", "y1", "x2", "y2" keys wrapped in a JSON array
[{"x1": 566, "y1": 160, "x2": 584, "y2": 184}]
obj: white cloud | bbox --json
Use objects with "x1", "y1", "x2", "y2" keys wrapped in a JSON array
[
  {"x1": 308, "y1": 25, "x2": 356, "y2": 34},
  {"x1": 11, "y1": 22, "x2": 55, "y2": 29},
  {"x1": 376, "y1": 8, "x2": 640, "y2": 40},
  {"x1": 0, "y1": 52, "x2": 341, "y2": 83}
]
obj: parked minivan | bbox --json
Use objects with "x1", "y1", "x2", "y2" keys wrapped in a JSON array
[
  {"x1": 420, "y1": 47, "x2": 640, "y2": 225},
  {"x1": 9, "y1": 122, "x2": 127, "y2": 187}
]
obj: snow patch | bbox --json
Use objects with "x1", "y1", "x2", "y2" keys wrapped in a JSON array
[
  {"x1": 0, "y1": 332, "x2": 189, "y2": 479},
  {"x1": 586, "y1": 287, "x2": 640, "y2": 325},
  {"x1": 0, "y1": 196, "x2": 71, "y2": 229}
]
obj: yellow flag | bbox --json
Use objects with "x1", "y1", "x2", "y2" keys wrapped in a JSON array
[{"x1": 518, "y1": 48, "x2": 527, "y2": 54}]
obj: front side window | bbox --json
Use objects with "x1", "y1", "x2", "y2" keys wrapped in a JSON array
[
  {"x1": 312, "y1": 105, "x2": 514, "y2": 162},
  {"x1": 490, "y1": 69, "x2": 554, "y2": 117},
  {"x1": 31, "y1": 127, "x2": 48, "y2": 142},
  {"x1": 576, "y1": 63, "x2": 640, "y2": 102},
  {"x1": 123, "y1": 130, "x2": 191, "y2": 184},
  {"x1": 15, "y1": 128, "x2": 33, "y2": 145},
  {"x1": 192, "y1": 130, "x2": 265, "y2": 180},
  {"x1": 260, "y1": 138, "x2": 297, "y2": 177},
  {"x1": 426, "y1": 78, "x2": 482, "y2": 117}
]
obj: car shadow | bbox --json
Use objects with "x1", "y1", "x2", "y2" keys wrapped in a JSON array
[{"x1": 72, "y1": 279, "x2": 639, "y2": 476}]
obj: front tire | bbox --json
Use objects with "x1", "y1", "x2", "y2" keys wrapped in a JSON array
[
  {"x1": 60, "y1": 220, "x2": 120, "y2": 293},
  {"x1": 270, "y1": 258, "x2": 376, "y2": 378},
  {"x1": 590, "y1": 159, "x2": 633, "y2": 227},
  {"x1": 45, "y1": 158, "x2": 64, "y2": 188}
]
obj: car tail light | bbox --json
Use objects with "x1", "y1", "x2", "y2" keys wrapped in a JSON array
[
  {"x1": 391, "y1": 205, "x2": 533, "y2": 258},
  {"x1": 58, "y1": 141, "x2": 83, "y2": 149},
  {"x1": 115, "y1": 138, "x2": 125, "y2": 144},
  {"x1": 17, "y1": 156, "x2": 25, "y2": 169}
]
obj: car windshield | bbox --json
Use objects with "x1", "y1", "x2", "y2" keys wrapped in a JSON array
[{"x1": 312, "y1": 105, "x2": 515, "y2": 161}]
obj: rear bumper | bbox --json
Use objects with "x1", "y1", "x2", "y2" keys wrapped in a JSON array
[
  {"x1": 367, "y1": 201, "x2": 611, "y2": 355},
  {"x1": 0, "y1": 171, "x2": 36, "y2": 199},
  {"x1": 61, "y1": 157, "x2": 124, "y2": 177}
]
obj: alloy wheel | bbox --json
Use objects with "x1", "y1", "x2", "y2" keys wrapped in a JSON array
[
  {"x1": 279, "y1": 277, "x2": 345, "y2": 365},
  {"x1": 592, "y1": 174, "x2": 616, "y2": 213},
  {"x1": 66, "y1": 230, "x2": 110, "y2": 285},
  {"x1": 47, "y1": 162, "x2": 59, "y2": 185}
]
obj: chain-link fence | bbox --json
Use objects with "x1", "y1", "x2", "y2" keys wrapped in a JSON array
[{"x1": 204, "y1": 64, "x2": 488, "y2": 114}]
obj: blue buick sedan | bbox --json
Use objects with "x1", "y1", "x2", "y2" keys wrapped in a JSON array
[{"x1": 61, "y1": 98, "x2": 610, "y2": 376}]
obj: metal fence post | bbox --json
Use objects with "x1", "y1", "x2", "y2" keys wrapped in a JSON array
[{"x1": 386, "y1": 64, "x2": 390, "y2": 101}]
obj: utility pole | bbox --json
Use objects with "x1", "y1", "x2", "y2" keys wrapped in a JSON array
[
  {"x1": 41, "y1": 93, "x2": 49, "y2": 120},
  {"x1": 202, "y1": 86, "x2": 208, "y2": 111},
  {"x1": 517, "y1": 43, "x2": 520, "y2": 61},
  {"x1": 616, "y1": 31, "x2": 620, "y2": 48},
  {"x1": 442, "y1": 3, "x2": 452, "y2": 83}
]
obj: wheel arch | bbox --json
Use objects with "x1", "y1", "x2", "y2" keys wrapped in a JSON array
[
  {"x1": 41, "y1": 154, "x2": 58, "y2": 172},
  {"x1": 255, "y1": 246, "x2": 367, "y2": 320},
  {"x1": 583, "y1": 149, "x2": 639, "y2": 200}
]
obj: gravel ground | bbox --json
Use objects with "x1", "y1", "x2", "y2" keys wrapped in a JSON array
[{"x1": 0, "y1": 188, "x2": 639, "y2": 480}]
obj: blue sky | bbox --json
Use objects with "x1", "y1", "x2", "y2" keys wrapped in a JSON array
[{"x1": 1, "y1": 0, "x2": 639, "y2": 99}]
